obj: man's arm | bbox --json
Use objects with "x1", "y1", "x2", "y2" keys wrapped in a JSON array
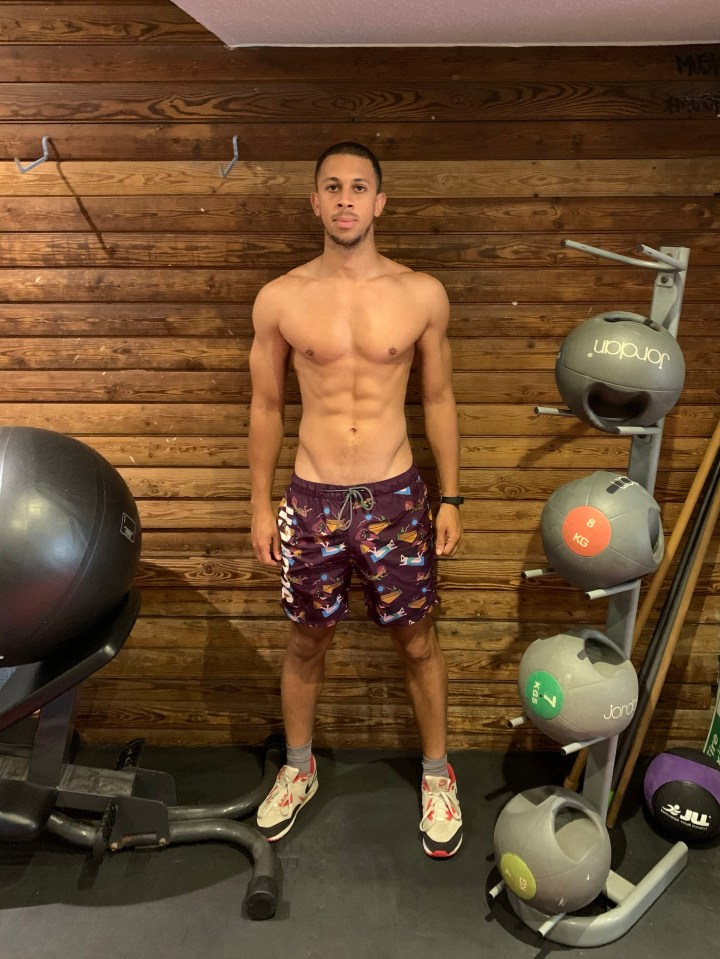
[
  {"x1": 414, "y1": 275, "x2": 463, "y2": 558},
  {"x1": 248, "y1": 282, "x2": 291, "y2": 566}
]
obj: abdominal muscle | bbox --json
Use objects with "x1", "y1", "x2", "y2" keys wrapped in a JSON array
[
  {"x1": 293, "y1": 387, "x2": 413, "y2": 485},
  {"x1": 289, "y1": 318, "x2": 419, "y2": 485}
]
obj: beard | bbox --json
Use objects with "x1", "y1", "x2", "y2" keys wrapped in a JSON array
[{"x1": 325, "y1": 220, "x2": 374, "y2": 249}]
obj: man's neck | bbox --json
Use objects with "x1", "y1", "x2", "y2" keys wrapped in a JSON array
[{"x1": 317, "y1": 232, "x2": 383, "y2": 279}]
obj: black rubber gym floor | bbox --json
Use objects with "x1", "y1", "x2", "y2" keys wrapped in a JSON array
[{"x1": 0, "y1": 745, "x2": 717, "y2": 959}]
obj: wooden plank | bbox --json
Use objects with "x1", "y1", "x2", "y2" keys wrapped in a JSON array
[
  {"x1": 3, "y1": 195, "x2": 718, "y2": 235},
  {"x1": 3, "y1": 80, "x2": 719, "y2": 124},
  {"x1": 1, "y1": 159, "x2": 718, "y2": 198},
  {"x1": 0, "y1": 368, "x2": 716, "y2": 404},
  {"x1": 0, "y1": 335, "x2": 717, "y2": 378},
  {"x1": 3, "y1": 43, "x2": 719, "y2": 83},
  {"x1": 0, "y1": 337, "x2": 248, "y2": 370},
  {"x1": 1, "y1": 334, "x2": 717, "y2": 376},
  {"x1": 79, "y1": 670, "x2": 712, "y2": 713},
  {"x1": 0, "y1": 401, "x2": 714, "y2": 439},
  {"x1": 132, "y1": 545, "x2": 720, "y2": 590},
  {"x1": 96, "y1": 619, "x2": 720, "y2": 688},
  {"x1": 115, "y1": 465, "x2": 719, "y2": 502},
  {"x1": 135, "y1": 526, "x2": 717, "y2": 563},
  {"x1": 0, "y1": 4, "x2": 210, "y2": 43},
  {"x1": 3, "y1": 120, "x2": 720, "y2": 162},
  {"x1": 133, "y1": 497, "x2": 698, "y2": 536},
  {"x1": 68, "y1": 434, "x2": 708, "y2": 469},
  {"x1": 71, "y1": 696, "x2": 714, "y2": 751},
  {"x1": 133, "y1": 529, "x2": 538, "y2": 559},
  {"x1": 0, "y1": 302, "x2": 250, "y2": 334},
  {"x1": 132, "y1": 585, "x2": 720, "y2": 626},
  {"x1": 0, "y1": 267, "x2": 717, "y2": 304},
  {"x1": 1, "y1": 231, "x2": 717, "y2": 268},
  {"x1": 0, "y1": 301, "x2": 718, "y2": 339}
]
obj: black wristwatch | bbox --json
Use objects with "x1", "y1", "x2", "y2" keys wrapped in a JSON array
[{"x1": 440, "y1": 496, "x2": 464, "y2": 506}]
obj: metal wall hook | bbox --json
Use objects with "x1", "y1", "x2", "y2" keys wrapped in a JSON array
[
  {"x1": 15, "y1": 136, "x2": 51, "y2": 173},
  {"x1": 561, "y1": 238, "x2": 685, "y2": 272},
  {"x1": 219, "y1": 134, "x2": 239, "y2": 178},
  {"x1": 636, "y1": 244, "x2": 686, "y2": 271}
]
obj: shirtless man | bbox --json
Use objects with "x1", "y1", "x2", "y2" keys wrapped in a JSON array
[{"x1": 249, "y1": 142, "x2": 464, "y2": 858}]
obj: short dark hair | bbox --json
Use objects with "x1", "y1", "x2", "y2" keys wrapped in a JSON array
[{"x1": 314, "y1": 141, "x2": 383, "y2": 191}]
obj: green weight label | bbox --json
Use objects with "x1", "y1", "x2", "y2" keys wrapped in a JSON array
[
  {"x1": 499, "y1": 852, "x2": 537, "y2": 901},
  {"x1": 525, "y1": 670, "x2": 563, "y2": 719}
]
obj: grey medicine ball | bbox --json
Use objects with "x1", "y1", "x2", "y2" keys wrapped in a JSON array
[
  {"x1": 555, "y1": 312, "x2": 685, "y2": 431},
  {"x1": 541, "y1": 471, "x2": 664, "y2": 591}
]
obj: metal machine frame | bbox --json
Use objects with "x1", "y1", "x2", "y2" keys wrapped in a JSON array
[{"x1": 0, "y1": 589, "x2": 282, "y2": 921}]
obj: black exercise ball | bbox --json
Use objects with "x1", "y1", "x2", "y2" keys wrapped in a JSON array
[{"x1": 0, "y1": 426, "x2": 142, "y2": 666}]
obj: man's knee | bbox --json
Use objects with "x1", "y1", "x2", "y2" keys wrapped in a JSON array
[
  {"x1": 390, "y1": 618, "x2": 439, "y2": 665},
  {"x1": 286, "y1": 622, "x2": 336, "y2": 662}
]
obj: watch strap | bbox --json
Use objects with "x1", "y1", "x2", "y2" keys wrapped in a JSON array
[{"x1": 440, "y1": 496, "x2": 464, "y2": 506}]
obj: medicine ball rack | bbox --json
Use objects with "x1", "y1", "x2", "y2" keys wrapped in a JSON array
[
  {"x1": 0, "y1": 589, "x2": 282, "y2": 921},
  {"x1": 492, "y1": 242, "x2": 691, "y2": 946}
]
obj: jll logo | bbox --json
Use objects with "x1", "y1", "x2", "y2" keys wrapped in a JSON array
[{"x1": 660, "y1": 803, "x2": 712, "y2": 829}]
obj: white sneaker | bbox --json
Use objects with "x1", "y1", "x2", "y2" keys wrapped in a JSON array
[
  {"x1": 256, "y1": 757, "x2": 318, "y2": 841},
  {"x1": 419, "y1": 764, "x2": 463, "y2": 858}
]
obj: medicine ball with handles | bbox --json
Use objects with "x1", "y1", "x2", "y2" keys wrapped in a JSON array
[
  {"x1": 555, "y1": 311, "x2": 685, "y2": 431},
  {"x1": 494, "y1": 785, "x2": 612, "y2": 915},
  {"x1": 541, "y1": 471, "x2": 664, "y2": 591},
  {"x1": 518, "y1": 628, "x2": 638, "y2": 746}
]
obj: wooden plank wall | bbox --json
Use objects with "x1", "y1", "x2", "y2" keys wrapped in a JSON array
[{"x1": 1, "y1": 1, "x2": 719, "y2": 751}]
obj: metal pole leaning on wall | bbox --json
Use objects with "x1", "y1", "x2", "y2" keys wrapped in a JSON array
[{"x1": 606, "y1": 445, "x2": 720, "y2": 827}]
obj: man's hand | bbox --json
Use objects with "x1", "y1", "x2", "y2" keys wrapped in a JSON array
[
  {"x1": 252, "y1": 504, "x2": 281, "y2": 566},
  {"x1": 435, "y1": 503, "x2": 463, "y2": 557}
]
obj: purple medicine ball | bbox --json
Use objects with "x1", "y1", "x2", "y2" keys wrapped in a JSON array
[{"x1": 644, "y1": 748, "x2": 720, "y2": 843}]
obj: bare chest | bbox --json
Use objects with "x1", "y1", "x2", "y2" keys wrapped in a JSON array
[{"x1": 280, "y1": 285, "x2": 425, "y2": 367}]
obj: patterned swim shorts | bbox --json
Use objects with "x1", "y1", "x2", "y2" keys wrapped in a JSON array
[{"x1": 277, "y1": 465, "x2": 437, "y2": 628}]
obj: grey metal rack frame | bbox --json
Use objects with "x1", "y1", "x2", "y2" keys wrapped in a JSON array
[{"x1": 492, "y1": 241, "x2": 691, "y2": 946}]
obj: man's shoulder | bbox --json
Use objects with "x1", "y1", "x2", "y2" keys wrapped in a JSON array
[
  {"x1": 255, "y1": 260, "x2": 318, "y2": 304},
  {"x1": 390, "y1": 266, "x2": 448, "y2": 302}
]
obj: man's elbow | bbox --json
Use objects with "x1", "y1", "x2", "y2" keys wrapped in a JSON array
[{"x1": 423, "y1": 388, "x2": 457, "y2": 411}]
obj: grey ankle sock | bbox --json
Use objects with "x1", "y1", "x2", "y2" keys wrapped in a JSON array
[
  {"x1": 286, "y1": 741, "x2": 313, "y2": 775},
  {"x1": 422, "y1": 754, "x2": 449, "y2": 779}
]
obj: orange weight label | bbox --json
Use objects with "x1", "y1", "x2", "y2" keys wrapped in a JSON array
[{"x1": 561, "y1": 506, "x2": 612, "y2": 556}]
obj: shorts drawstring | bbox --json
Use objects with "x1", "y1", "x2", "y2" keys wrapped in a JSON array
[{"x1": 327, "y1": 486, "x2": 375, "y2": 531}]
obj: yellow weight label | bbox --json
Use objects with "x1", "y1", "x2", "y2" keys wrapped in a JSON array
[{"x1": 499, "y1": 852, "x2": 537, "y2": 901}]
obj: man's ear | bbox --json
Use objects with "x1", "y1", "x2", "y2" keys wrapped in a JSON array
[
  {"x1": 374, "y1": 191, "x2": 387, "y2": 218},
  {"x1": 310, "y1": 191, "x2": 321, "y2": 217}
]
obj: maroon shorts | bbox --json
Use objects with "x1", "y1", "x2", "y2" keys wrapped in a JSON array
[{"x1": 277, "y1": 465, "x2": 437, "y2": 628}]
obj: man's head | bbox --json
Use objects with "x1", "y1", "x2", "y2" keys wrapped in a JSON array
[
  {"x1": 314, "y1": 141, "x2": 382, "y2": 192},
  {"x1": 311, "y1": 142, "x2": 386, "y2": 250}
]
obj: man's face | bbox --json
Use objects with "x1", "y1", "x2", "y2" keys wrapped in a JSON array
[{"x1": 311, "y1": 153, "x2": 386, "y2": 249}]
